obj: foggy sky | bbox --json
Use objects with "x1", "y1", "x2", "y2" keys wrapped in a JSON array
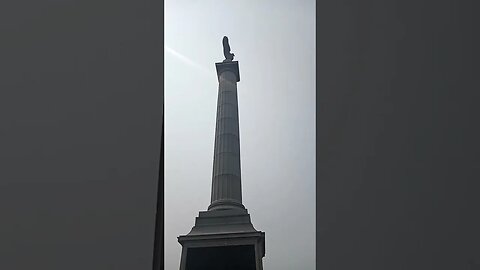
[{"x1": 165, "y1": 0, "x2": 316, "y2": 269}]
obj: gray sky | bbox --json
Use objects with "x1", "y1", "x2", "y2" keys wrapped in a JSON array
[{"x1": 165, "y1": 0, "x2": 316, "y2": 269}]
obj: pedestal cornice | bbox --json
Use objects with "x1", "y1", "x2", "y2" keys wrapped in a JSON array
[{"x1": 215, "y1": 61, "x2": 240, "y2": 82}]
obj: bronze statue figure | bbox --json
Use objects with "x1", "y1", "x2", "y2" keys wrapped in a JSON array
[{"x1": 222, "y1": 36, "x2": 235, "y2": 61}]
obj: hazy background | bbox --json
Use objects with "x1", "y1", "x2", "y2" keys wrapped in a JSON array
[{"x1": 165, "y1": 0, "x2": 316, "y2": 269}]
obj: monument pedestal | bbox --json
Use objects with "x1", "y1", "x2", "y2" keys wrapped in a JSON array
[{"x1": 178, "y1": 209, "x2": 265, "y2": 270}]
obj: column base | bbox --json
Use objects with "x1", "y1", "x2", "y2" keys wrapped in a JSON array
[
  {"x1": 178, "y1": 209, "x2": 265, "y2": 270},
  {"x1": 208, "y1": 199, "x2": 245, "y2": 211}
]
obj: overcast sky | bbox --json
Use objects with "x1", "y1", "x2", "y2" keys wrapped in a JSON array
[{"x1": 165, "y1": 0, "x2": 316, "y2": 269}]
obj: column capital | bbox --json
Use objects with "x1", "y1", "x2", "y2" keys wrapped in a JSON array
[{"x1": 215, "y1": 61, "x2": 240, "y2": 82}]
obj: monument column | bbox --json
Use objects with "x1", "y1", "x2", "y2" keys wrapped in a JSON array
[
  {"x1": 178, "y1": 36, "x2": 265, "y2": 270},
  {"x1": 208, "y1": 60, "x2": 244, "y2": 211}
]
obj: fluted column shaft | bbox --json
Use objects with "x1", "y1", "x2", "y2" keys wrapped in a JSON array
[{"x1": 208, "y1": 62, "x2": 244, "y2": 211}]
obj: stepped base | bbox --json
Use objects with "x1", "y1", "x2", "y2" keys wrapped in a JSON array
[{"x1": 178, "y1": 209, "x2": 265, "y2": 270}]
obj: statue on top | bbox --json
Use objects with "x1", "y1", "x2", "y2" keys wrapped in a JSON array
[{"x1": 222, "y1": 36, "x2": 235, "y2": 62}]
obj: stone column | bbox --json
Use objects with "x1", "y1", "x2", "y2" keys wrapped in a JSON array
[
  {"x1": 178, "y1": 59, "x2": 265, "y2": 270},
  {"x1": 208, "y1": 61, "x2": 244, "y2": 211}
]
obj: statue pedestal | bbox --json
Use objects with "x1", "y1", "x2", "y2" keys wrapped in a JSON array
[{"x1": 178, "y1": 209, "x2": 265, "y2": 270}]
